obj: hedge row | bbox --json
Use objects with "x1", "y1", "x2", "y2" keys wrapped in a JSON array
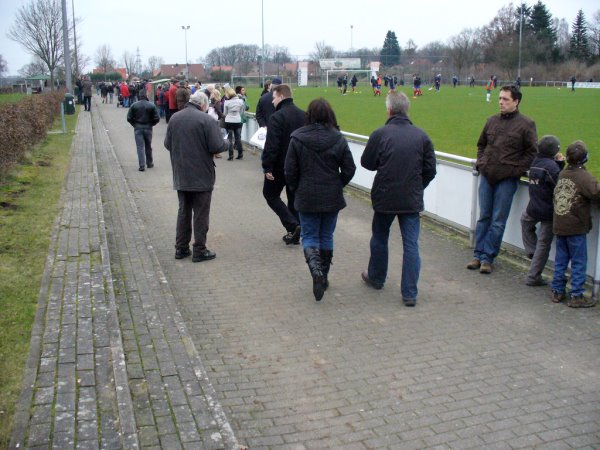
[{"x1": 0, "y1": 91, "x2": 64, "y2": 175}]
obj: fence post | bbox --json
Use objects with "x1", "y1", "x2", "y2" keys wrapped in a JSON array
[
  {"x1": 60, "y1": 102, "x2": 66, "y2": 134},
  {"x1": 593, "y1": 224, "x2": 600, "y2": 300},
  {"x1": 469, "y1": 164, "x2": 479, "y2": 247}
]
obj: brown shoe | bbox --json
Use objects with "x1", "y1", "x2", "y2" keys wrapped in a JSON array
[
  {"x1": 551, "y1": 290, "x2": 566, "y2": 303},
  {"x1": 466, "y1": 258, "x2": 481, "y2": 270},
  {"x1": 479, "y1": 262, "x2": 492, "y2": 274},
  {"x1": 567, "y1": 295, "x2": 596, "y2": 308}
]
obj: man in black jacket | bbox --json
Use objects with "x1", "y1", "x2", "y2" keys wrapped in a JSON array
[
  {"x1": 255, "y1": 77, "x2": 282, "y2": 128},
  {"x1": 360, "y1": 91, "x2": 437, "y2": 307},
  {"x1": 520, "y1": 135, "x2": 564, "y2": 286},
  {"x1": 261, "y1": 84, "x2": 305, "y2": 244},
  {"x1": 127, "y1": 91, "x2": 160, "y2": 171}
]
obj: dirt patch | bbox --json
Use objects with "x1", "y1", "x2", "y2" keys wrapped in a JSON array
[{"x1": 0, "y1": 201, "x2": 18, "y2": 210}]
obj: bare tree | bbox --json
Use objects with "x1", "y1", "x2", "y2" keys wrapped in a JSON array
[
  {"x1": 146, "y1": 56, "x2": 164, "y2": 75},
  {"x1": 0, "y1": 55, "x2": 7, "y2": 76},
  {"x1": 122, "y1": 51, "x2": 136, "y2": 79},
  {"x1": 19, "y1": 57, "x2": 48, "y2": 78},
  {"x1": 310, "y1": 41, "x2": 335, "y2": 61},
  {"x1": 95, "y1": 44, "x2": 115, "y2": 75},
  {"x1": 448, "y1": 29, "x2": 480, "y2": 80},
  {"x1": 8, "y1": 0, "x2": 63, "y2": 90},
  {"x1": 404, "y1": 39, "x2": 418, "y2": 59},
  {"x1": 478, "y1": 4, "x2": 520, "y2": 78}
]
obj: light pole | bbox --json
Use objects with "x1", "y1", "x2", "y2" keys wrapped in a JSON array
[
  {"x1": 517, "y1": 1, "x2": 523, "y2": 79},
  {"x1": 61, "y1": 0, "x2": 72, "y2": 92},
  {"x1": 181, "y1": 25, "x2": 190, "y2": 79},
  {"x1": 350, "y1": 25, "x2": 353, "y2": 56},
  {"x1": 261, "y1": 0, "x2": 265, "y2": 87}
]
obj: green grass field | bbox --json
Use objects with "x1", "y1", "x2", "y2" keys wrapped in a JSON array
[
  {"x1": 246, "y1": 85, "x2": 600, "y2": 175},
  {"x1": 0, "y1": 93, "x2": 25, "y2": 104},
  {"x1": 0, "y1": 109, "x2": 76, "y2": 447}
]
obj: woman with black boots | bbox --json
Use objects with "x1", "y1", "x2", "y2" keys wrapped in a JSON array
[{"x1": 285, "y1": 98, "x2": 356, "y2": 300}]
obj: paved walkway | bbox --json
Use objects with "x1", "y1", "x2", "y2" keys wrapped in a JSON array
[{"x1": 11, "y1": 98, "x2": 600, "y2": 449}]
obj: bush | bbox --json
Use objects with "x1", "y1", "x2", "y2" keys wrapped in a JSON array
[{"x1": 0, "y1": 91, "x2": 63, "y2": 175}]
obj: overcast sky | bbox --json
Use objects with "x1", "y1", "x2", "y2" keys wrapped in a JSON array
[{"x1": 1, "y1": 0, "x2": 598, "y2": 76}]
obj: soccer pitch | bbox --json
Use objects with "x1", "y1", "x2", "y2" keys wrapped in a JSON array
[{"x1": 247, "y1": 85, "x2": 600, "y2": 176}]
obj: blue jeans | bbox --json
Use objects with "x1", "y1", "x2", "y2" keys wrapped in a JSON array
[
  {"x1": 299, "y1": 212, "x2": 338, "y2": 250},
  {"x1": 474, "y1": 176, "x2": 518, "y2": 264},
  {"x1": 551, "y1": 235, "x2": 587, "y2": 297},
  {"x1": 134, "y1": 128, "x2": 153, "y2": 168},
  {"x1": 368, "y1": 212, "x2": 421, "y2": 300}
]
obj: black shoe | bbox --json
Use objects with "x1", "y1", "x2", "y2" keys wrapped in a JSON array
[
  {"x1": 146, "y1": 163, "x2": 154, "y2": 168},
  {"x1": 403, "y1": 297, "x2": 416, "y2": 307},
  {"x1": 175, "y1": 248, "x2": 191, "y2": 259},
  {"x1": 236, "y1": 154, "x2": 243, "y2": 160},
  {"x1": 361, "y1": 271, "x2": 383, "y2": 290},
  {"x1": 192, "y1": 249, "x2": 216, "y2": 262},
  {"x1": 282, "y1": 225, "x2": 301, "y2": 245},
  {"x1": 227, "y1": 156, "x2": 234, "y2": 161},
  {"x1": 138, "y1": 167, "x2": 145, "y2": 172},
  {"x1": 526, "y1": 278, "x2": 547, "y2": 287}
]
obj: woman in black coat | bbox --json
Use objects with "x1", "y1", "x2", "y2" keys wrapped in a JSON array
[{"x1": 285, "y1": 98, "x2": 356, "y2": 301}]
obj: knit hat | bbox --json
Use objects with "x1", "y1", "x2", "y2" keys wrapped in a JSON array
[
  {"x1": 271, "y1": 77, "x2": 282, "y2": 85},
  {"x1": 566, "y1": 140, "x2": 589, "y2": 165},
  {"x1": 537, "y1": 135, "x2": 560, "y2": 157}
]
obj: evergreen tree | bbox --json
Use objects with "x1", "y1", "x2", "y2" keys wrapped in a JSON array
[
  {"x1": 380, "y1": 31, "x2": 401, "y2": 66},
  {"x1": 527, "y1": 1, "x2": 559, "y2": 63},
  {"x1": 570, "y1": 9, "x2": 591, "y2": 61}
]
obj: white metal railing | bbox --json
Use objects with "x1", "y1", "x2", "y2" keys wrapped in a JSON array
[{"x1": 242, "y1": 112, "x2": 600, "y2": 297}]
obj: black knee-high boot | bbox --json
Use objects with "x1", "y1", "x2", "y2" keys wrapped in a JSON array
[
  {"x1": 320, "y1": 249, "x2": 333, "y2": 290},
  {"x1": 304, "y1": 247, "x2": 325, "y2": 301}
]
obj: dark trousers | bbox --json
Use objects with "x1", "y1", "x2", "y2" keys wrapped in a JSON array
[
  {"x1": 134, "y1": 128, "x2": 153, "y2": 168},
  {"x1": 166, "y1": 108, "x2": 178, "y2": 123},
  {"x1": 225, "y1": 122, "x2": 243, "y2": 157},
  {"x1": 262, "y1": 170, "x2": 298, "y2": 232},
  {"x1": 83, "y1": 96, "x2": 91, "y2": 111},
  {"x1": 176, "y1": 191, "x2": 212, "y2": 252}
]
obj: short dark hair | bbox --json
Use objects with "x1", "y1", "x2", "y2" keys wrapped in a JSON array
[
  {"x1": 272, "y1": 84, "x2": 292, "y2": 99},
  {"x1": 501, "y1": 84, "x2": 522, "y2": 104},
  {"x1": 305, "y1": 98, "x2": 339, "y2": 129}
]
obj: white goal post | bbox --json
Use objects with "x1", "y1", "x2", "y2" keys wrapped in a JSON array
[{"x1": 326, "y1": 70, "x2": 373, "y2": 87}]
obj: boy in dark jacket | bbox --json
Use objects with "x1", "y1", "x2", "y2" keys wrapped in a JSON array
[
  {"x1": 551, "y1": 141, "x2": 600, "y2": 308},
  {"x1": 521, "y1": 136, "x2": 564, "y2": 286}
]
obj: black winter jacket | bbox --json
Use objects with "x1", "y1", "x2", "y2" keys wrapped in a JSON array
[
  {"x1": 255, "y1": 91, "x2": 275, "y2": 127},
  {"x1": 261, "y1": 98, "x2": 305, "y2": 173},
  {"x1": 285, "y1": 124, "x2": 356, "y2": 213},
  {"x1": 127, "y1": 99, "x2": 160, "y2": 129},
  {"x1": 525, "y1": 154, "x2": 564, "y2": 221},
  {"x1": 361, "y1": 114, "x2": 437, "y2": 214}
]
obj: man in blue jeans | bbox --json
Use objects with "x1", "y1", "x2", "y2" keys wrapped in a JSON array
[
  {"x1": 360, "y1": 91, "x2": 437, "y2": 307},
  {"x1": 467, "y1": 85, "x2": 538, "y2": 274}
]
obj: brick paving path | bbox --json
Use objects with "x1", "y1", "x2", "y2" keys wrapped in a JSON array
[{"x1": 11, "y1": 98, "x2": 600, "y2": 449}]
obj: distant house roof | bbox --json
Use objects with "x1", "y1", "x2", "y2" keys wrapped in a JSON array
[
  {"x1": 210, "y1": 65, "x2": 233, "y2": 72},
  {"x1": 159, "y1": 64, "x2": 206, "y2": 80}
]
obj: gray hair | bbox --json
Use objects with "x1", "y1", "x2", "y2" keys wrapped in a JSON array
[
  {"x1": 189, "y1": 91, "x2": 208, "y2": 108},
  {"x1": 386, "y1": 91, "x2": 410, "y2": 116}
]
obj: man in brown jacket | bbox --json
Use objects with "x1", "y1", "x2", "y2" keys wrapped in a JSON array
[
  {"x1": 176, "y1": 81, "x2": 190, "y2": 110},
  {"x1": 467, "y1": 85, "x2": 537, "y2": 274}
]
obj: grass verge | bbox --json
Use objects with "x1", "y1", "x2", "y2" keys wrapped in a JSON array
[{"x1": 0, "y1": 110, "x2": 77, "y2": 447}]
